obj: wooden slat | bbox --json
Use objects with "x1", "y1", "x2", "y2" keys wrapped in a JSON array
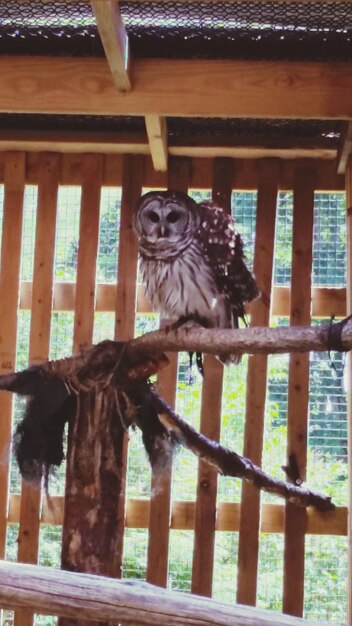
[
  {"x1": 114, "y1": 155, "x2": 145, "y2": 580},
  {"x1": 283, "y1": 167, "x2": 315, "y2": 617},
  {"x1": 72, "y1": 154, "x2": 103, "y2": 351},
  {"x1": 15, "y1": 153, "x2": 60, "y2": 626},
  {"x1": 344, "y1": 156, "x2": 352, "y2": 625},
  {"x1": 146, "y1": 157, "x2": 191, "y2": 587},
  {"x1": 145, "y1": 116, "x2": 168, "y2": 172},
  {"x1": 1, "y1": 154, "x2": 344, "y2": 193},
  {"x1": 337, "y1": 122, "x2": 352, "y2": 175},
  {"x1": 7, "y1": 494, "x2": 348, "y2": 536},
  {"x1": 191, "y1": 158, "x2": 232, "y2": 596},
  {"x1": 237, "y1": 159, "x2": 280, "y2": 605},
  {"x1": 0, "y1": 153, "x2": 25, "y2": 560},
  {"x1": 0, "y1": 130, "x2": 148, "y2": 155},
  {"x1": 17, "y1": 280, "x2": 348, "y2": 318},
  {"x1": 91, "y1": 0, "x2": 131, "y2": 92},
  {"x1": 170, "y1": 146, "x2": 336, "y2": 161},
  {"x1": 0, "y1": 129, "x2": 337, "y2": 161},
  {"x1": 2, "y1": 57, "x2": 352, "y2": 120}
]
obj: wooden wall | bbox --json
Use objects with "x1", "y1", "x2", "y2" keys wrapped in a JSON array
[{"x1": 0, "y1": 151, "x2": 349, "y2": 625}]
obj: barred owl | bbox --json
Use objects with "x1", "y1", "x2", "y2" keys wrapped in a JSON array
[{"x1": 133, "y1": 190, "x2": 259, "y2": 364}]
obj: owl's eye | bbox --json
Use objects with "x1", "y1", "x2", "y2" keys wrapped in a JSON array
[
  {"x1": 167, "y1": 211, "x2": 180, "y2": 223},
  {"x1": 148, "y1": 211, "x2": 160, "y2": 223}
]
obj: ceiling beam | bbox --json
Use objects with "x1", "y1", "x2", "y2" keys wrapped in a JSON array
[
  {"x1": 337, "y1": 122, "x2": 352, "y2": 174},
  {"x1": 0, "y1": 57, "x2": 352, "y2": 119},
  {"x1": 0, "y1": 129, "x2": 337, "y2": 160},
  {"x1": 90, "y1": 0, "x2": 131, "y2": 91},
  {"x1": 145, "y1": 115, "x2": 168, "y2": 171}
]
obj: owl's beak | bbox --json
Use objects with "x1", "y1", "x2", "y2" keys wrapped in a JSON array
[{"x1": 159, "y1": 226, "x2": 169, "y2": 238}]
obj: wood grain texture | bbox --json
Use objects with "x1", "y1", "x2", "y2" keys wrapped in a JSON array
[
  {"x1": 191, "y1": 158, "x2": 232, "y2": 596},
  {"x1": 1, "y1": 57, "x2": 352, "y2": 119},
  {"x1": 0, "y1": 560, "x2": 339, "y2": 626},
  {"x1": 7, "y1": 494, "x2": 347, "y2": 535},
  {"x1": 17, "y1": 280, "x2": 347, "y2": 318},
  {"x1": 0, "y1": 153, "x2": 25, "y2": 559},
  {"x1": 344, "y1": 157, "x2": 352, "y2": 625},
  {"x1": 237, "y1": 160, "x2": 280, "y2": 605},
  {"x1": 114, "y1": 155, "x2": 145, "y2": 582},
  {"x1": 91, "y1": 0, "x2": 131, "y2": 91},
  {"x1": 15, "y1": 153, "x2": 60, "y2": 626},
  {"x1": 283, "y1": 166, "x2": 315, "y2": 617},
  {"x1": 73, "y1": 154, "x2": 103, "y2": 352},
  {"x1": 0, "y1": 154, "x2": 344, "y2": 192},
  {"x1": 146, "y1": 157, "x2": 191, "y2": 587},
  {"x1": 145, "y1": 115, "x2": 168, "y2": 172}
]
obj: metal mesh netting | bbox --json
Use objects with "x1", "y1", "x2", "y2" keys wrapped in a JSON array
[
  {"x1": 0, "y1": 0, "x2": 102, "y2": 56},
  {"x1": 0, "y1": 0, "x2": 352, "y2": 61},
  {"x1": 168, "y1": 118, "x2": 344, "y2": 147},
  {"x1": 0, "y1": 113, "x2": 146, "y2": 133},
  {"x1": 121, "y1": 1, "x2": 352, "y2": 61},
  {"x1": 0, "y1": 113, "x2": 344, "y2": 148}
]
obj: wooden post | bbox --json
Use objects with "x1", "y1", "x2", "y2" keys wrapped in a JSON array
[
  {"x1": 114, "y1": 154, "x2": 145, "y2": 581},
  {"x1": 15, "y1": 153, "x2": 60, "y2": 626},
  {"x1": 345, "y1": 156, "x2": 352, "y2": 625},
  {"x1": 146, "y1": 157, "x2": 191, "y2": 587},
  {"x1": 0, "y1": 153, "x2": 26, "y2": 560},
  {"x1": 58, "y1": 154, "x2": 103, "y2": 626},
  {"x1": 283, "y1": 166, "x2": 315, "y2": 616},
  {"x1": 191, "y1": 158, "x2": 232, "y2": 596}
]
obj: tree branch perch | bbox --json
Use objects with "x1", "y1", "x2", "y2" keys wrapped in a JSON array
[
  {"x1": 127, "y1": 317, "x2": 352, "y2": 357},
  {"x1": 151, "y1": 391, "x2": 334, "y2": 513}
]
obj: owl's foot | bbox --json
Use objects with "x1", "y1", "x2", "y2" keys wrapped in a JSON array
[{"x1": 188, "y1": 351, "x2": 204, "y2": 378}]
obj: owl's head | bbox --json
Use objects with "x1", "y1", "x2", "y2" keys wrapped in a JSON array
[{"x1": 134, "y1": 190, "x2": 199, "y2": 256}]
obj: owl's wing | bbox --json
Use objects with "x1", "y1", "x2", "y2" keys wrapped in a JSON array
[{"x1": 197, "y1": 202, "x2": 259, "y2": 325}]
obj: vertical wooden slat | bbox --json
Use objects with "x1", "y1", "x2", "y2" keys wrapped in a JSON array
[
  {"x1": 0, "y1": 153, "x2": 25, "y2": 560},
  {"x1": 73, "y1": 154, "x2": 103, "y2": 352},
  {"x1": 15, "y1": 153, "x2": 60, "y2": 626},
  {"x1": 283, "y1": 166, "x2": 315, "y2": 616},
  {"x1": 191, "y1": 158, "x2": 233, "y2": 596},
  {"x1": 237, "y1": 159, "x2": 280, "y2": 605},
  {"x1": 114, "y1": 155, "x2": 145, "y2": 579},
  {"x1": 345, "y1": 156, "x2": 352, "y2": 626},
  {"x1": 146, "y1": 157, "x2": 191, "y2": 587}
]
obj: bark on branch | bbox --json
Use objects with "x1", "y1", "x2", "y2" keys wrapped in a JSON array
[
  {"x1": 152, "y1": 391, "x2": 334, "y2": 513},
  {"x1": 127, "y1": 317, "x2": 352, "y2": 357},
  {"x1": 0, "y1": 560, "x2": 339, "y2": 626}
]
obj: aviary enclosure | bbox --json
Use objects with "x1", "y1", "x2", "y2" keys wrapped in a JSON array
[{"x1": 0, "y1": 2, "x2": 351, "y2": 626}]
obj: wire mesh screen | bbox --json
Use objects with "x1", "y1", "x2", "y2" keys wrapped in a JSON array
[
  {"x1": 1, "y1": 0, "x2": 352, "y2": 61},
  {"x1": 120, "y1": 1, "x2": 352, "y2": 61},
  {"x1": 0, "y1": 166, "x2": 349, "y2": 626}
]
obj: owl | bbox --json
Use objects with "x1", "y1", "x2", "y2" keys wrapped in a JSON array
[{"x1": 133, "y1": 190, "x2": 259, "y2": 364}]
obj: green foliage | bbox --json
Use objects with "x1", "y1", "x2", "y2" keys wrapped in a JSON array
[{"x1": 1, "y1": 187, "x2": 349, "y2": 626}]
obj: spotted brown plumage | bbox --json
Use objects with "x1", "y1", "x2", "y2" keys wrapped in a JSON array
[{"x1": 133, "y1": 190, "x2": 259, "y2": 364}]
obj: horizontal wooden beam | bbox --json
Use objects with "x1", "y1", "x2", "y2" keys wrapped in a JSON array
[
  {"x1": 7, "y1": 495, "x2": 347, "y2": 536},
  {"x1": 0, "y1": 130, "x2": 149, "y2": 155},
  {"x1": 17, "y1": 282, "x2": 347, "y2": 317},
  {"x1": 0, "y1": 559, "x2": 338, "y2": 626},
  {"x1": 0, "y1": 130, "x2": 336, "y2": 161},
  {"x1": 1, "y1": 57, "x2": 352, "y2": 119}
]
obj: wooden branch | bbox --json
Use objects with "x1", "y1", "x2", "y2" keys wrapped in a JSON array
[
  {"x1": 0, "y1": 560, "x2": 338, "y2": 626},
  {"x1": 1, "y1": 56, "x2": 352, "y2": 119},
  {"x1": 152, "y1": 392, "x2": 334, "y2": 512},
  {"x1": 127, "y1": 318, "x2": 352, "y2": 357}
]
